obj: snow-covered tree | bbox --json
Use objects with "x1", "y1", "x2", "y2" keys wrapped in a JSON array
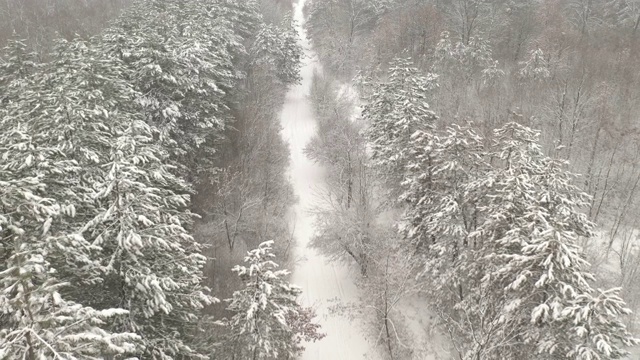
[
  {"x1": 306, "y1": 72, "x2": 366, "y2": 208},
  {"x1": 100, "y1": 0, "x2": 243, "y2": 182},
  {"x1": 402, "y1": 123, "x2": 486, "y2": 246},
  {"x1": 518, "y1": 48, "x2": 551, "y2": 81},
  {"x1": 306, "y1": 0, "x2": 395, "y2": 75},
  {"x1": 221, "y1": 241, "x2": 323, "y2": 360},
  {"x1": 99, "y1": 0, "x2": 301, "y2": 186},
  {"x1": 0, "y1": 230, "x2": 140, "y2": 359},
  {"x1": 433, "y1": 31, "x2": 495, "y2": 81},
  {"x1": 0, "y1": 35, "x2": 217, "y2": 358},
  {"x1": 1, "y1": 1, "x2": 304, "y2": 358},
  {"x1": 0, "y1": 37, "x2": 111, "y2": 319},
  {"x1": 396, "y1": 121, "x2": 639, "y2": 358},
  {"x1": 606, "y1": 0, "x2": 640, "y2": 35},
  {"x1": 363, "y1": 57, "x2": 438, "y2": 191},
  {"x1": 481, "y1": 60, "x2": 505, "y2": 86},
  {"x1": 56, "y1": 38, "x2": 216, "y2": 358},
  {"x1": 0, "y1": 38, "x2": 39, "y2": 104},
  {"x1": 249, "y1": 16, "x2": 303, "y2": 85},
  {"x1": 462, "y1": 122, "x2": 640, "y2": 359},
  {"x1": 304, "y1": 73, "x2": 376, "y2": 275},
  {"x1": 363, "y1": 240, "x2": 423, "y2": 359},
  {"x1": 216, "y1": 0, "x2": 262, "y2": 39},
  {"x1": 85, "y1": 119, "x2": 217, "y2": 359},
  {"x1": 0, "y1": 134, "x2": 140, "y2": 359},
  {"x1": 399, "y1": 123, "x2": 491, "y2": 358},
  {"x1": 401, "y1": 123, "x2": 488, "y2": 291},
  {"x1": 310, "y1": 188, "x2": 377, "y2": 275}
]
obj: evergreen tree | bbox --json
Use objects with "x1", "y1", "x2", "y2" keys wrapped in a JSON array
[
  {"x1": 215, "y1": 0, "x2": 262, "y2": 39},
  {"x1": 401, "y1": 123, "x2": 488, "y2": 304},
  {"x1": 0, "y1": 36, "x2": 216, "y2": 358},
  {"x1": 464, "y1": 122, "x2": 639, "y2": 359},
  {"x1": 100, "y1": 0, "x2": 243, "y2": 182},
  {"x1": 433, "y1": 31, "x2": 496, "y2": 82},
  {"x1": 397, "y1": 121, "x2": 639, "y2": 359},
  {"x1": 0, "y1": 1, "x2": 304, "y2": 358},
  {"x1": 401, "y1": 123, "x2": 486, "y2": 247},
  {"x1": 84, "y1": 117, "x2": 217, "y2": 359},
  {"x1": 249, "y1": 16, "x2": 303, "y2": 85},
  {"x1": 0, "y1": 125, "x2": 140, "y2": 359},
  {"x1": 222, "y1": 241, "x2": 323, "y2": 360},
  {"x1": 0, "y1": 224, "x2": 140, "y2": 359},
  {"x1": 518, "y1": 48, "x2": 551, "y2": 81},
  {"x1": 0, "y1": 38, "x2": 39, "y2": 105},
  {"x1": 363, "y1": 57, "x2": 438, "y2": 191}
]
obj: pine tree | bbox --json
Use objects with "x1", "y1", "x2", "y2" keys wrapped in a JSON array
[
  {"x1": 0, "y1": 36, "x2": 216, "y2": 358},
  {"x1": 0, "y1": 37, "x2": 129, "y2": 358},
  {"x1": 0, "y1": 149, "x2": 140, "y2": 358},
  {"x1": 433, "y1": 31, "x2": 495, "y2": 82},
  {"x1": 215, "y1": 0, "x2": 262, "y2": 39},
  {"x1": 363, "y1": 57, "x2": 438, "y2": 190},
  {"x1": 0, "y1": 38, "x2": 39, "y2": 105},
  {"x1": 518, "y1": 48, "x2": 551, "y2": 81},
  {"x1": 464, "y1": 122, "x2": 639, "y2": 359},
  {"x1": 84, "y1": 117, "x2": 217, "y2": 359},
  {"x1": 1, "y1": 1, "x2": 304, "y2": 358},
  {"x1": 99, "y1": 0, "x2": 243, "y2": 182},
  {"x1": 400, "y1": 123, "x2": 488, "y2": 309},
  {"x1": 398, "y1": 122, "x2": 639, "y2": 358},
  {"x1": 222, "y1": 241, "x2": 323, "y2": 360},
  {"x1": 249, "y1": 16, "x2": 303, "y2": 85},
  {"x1": 402, "y1": 123, "x2": 486, "y2": 248},
  {"x1": 0, "y1": 227, "x2": 140, "y2": 359}
]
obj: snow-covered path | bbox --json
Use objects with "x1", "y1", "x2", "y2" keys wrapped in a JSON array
[{"x1": 281, "y1": 1, "x2": 374, "y2": 359}]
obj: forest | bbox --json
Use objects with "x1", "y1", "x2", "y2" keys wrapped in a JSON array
[
  {"x1": 1, "y1": 0, "x2": 640, "y2": 359},
  {"x1": 303, "y1": 0, "x2": 640, "y2": 358},
  {"x1": 0, "y1": 0, "x2": 324, "y2": 359}
]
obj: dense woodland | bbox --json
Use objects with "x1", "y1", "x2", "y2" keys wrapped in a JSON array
[
  {"x1": 0, "y1": 0, "x2": 327, "y2": 359},
  {"x1": 305, "y1": 0, "x2": 640, "y2": 359},
  {"x1": 2, "y1": 0, "x2": 640, "y2": 359}
]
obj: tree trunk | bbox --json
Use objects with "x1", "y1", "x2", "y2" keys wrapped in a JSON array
[
  {"x1": 384, "y1": 256, "x2": 394, "y2": 359},
  {"x1": 25, "y1": 331, "x2": 36, "y2": 360},
  {"x1": 585, "y1": 126, "x2": 601, "y2": 195},
  {"x1": 384, "y1": 311, "x2": 394, "y2": 359},
  {"x1": 593, "y1": 146, "x2": 618, "y2": 222},
  {"x1": 608, "y1": 170, "x2": 640, "y2": 251}
]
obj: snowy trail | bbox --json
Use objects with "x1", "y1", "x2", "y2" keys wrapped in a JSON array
[{"x1": 281, "y1": 1, "x2": 374, "y2": 359}]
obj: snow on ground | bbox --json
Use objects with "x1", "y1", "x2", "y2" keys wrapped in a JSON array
[
  {"x1": 282, "y1": 3, "x2": 640, "y2": 358},
  {"x1": 282, "y1": 25, "x2": 454, "y2": 358},
  {"x1": 282, "y1": 1, "x2": 379, "y2": 359},
  {"x1": 332, "y1": 61, "x2": 455, "y2": 360},
  {"x1": 580, "y1": 230, "x2": 640, "y2": 359},
  {"x1": 390, "y1": 295, "x2": 455, "y2": 360}
]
